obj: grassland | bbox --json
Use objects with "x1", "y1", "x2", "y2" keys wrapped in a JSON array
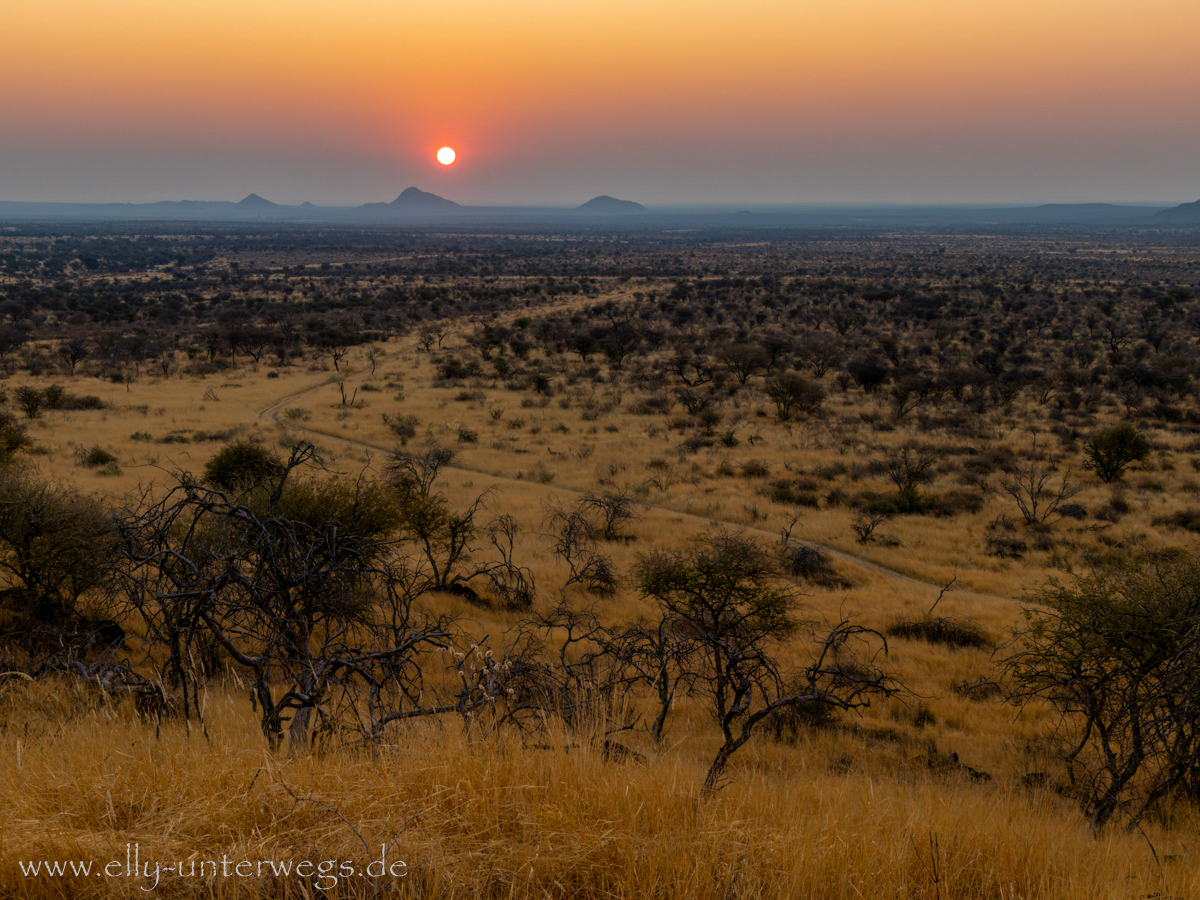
[{"x1": 3, "y1": 223, "x2": 1200, "y2": 897}]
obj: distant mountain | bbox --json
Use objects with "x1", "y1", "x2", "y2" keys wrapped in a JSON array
[
  {"x1": 0, "y1": 193, "x2": 1178, "y2": 227},
  {"x1": 575, "y1": 195, "x2": 646, "y2": 214},
  {"x1": 1035, "y1": 203, "x2": 1140, "y2": 213},
  {"x1": 236, "y1": 193, "x2": 280, "y2": 209},
  {"x1": 1157, "y1": 199, "x2": 1200, "y2": 221},
  {"x1": 388, "y1": 187, "x2": 460, "y2": 212}
]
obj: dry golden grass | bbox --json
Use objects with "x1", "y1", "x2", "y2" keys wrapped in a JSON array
[
  {"x1": 5, "y1": 318, "x2": 1200, "y2": 897},
  {"x1": 2, "y1": 678, "x2": 1196, "y2": 900}
]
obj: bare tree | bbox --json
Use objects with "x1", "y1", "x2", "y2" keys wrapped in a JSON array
[
  {"x1": 331, "y1": 376, "x2": 358, "y2": 407},
  {"x1": 475, "y1": 514, "x2": 536, "y2": 610},
  {"x1": 464, "y1": 600, "x2": 639, "y2": 745},
  {"x1": 1000, "y1": 461, "x2": 1081, "y2": 526},
  {"x1": 578, "y1": 488, "x2": 642, "y2": 542},
  {"x1": 851, "y1": 512, "x2": 891, "y2": 545},
  {"x1": 875, "y1": 445, "x2": 937, "y2": 513},
  {"x1": 543, "y1": 498, "x2": 618, "y2": 594},
  {"x1": 365, "y1": 345, "x2": 384, "y2": 375},
  {"x1": 608, "y1": 616, "x2": 699, "y2": 742}
]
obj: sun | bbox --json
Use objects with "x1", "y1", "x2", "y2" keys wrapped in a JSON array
[{"x1": 436, "y1": 146, "x2": 456, "y2": 166}]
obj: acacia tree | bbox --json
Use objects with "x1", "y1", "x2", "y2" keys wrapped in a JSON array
[
  {"x1": 634, "y1": 531, "x2": 897, "y2": 796},
  {"x1": 846, "y1": 355, "x2": 889, "y2": 393},
  {"x1": 600, "y1": 321, "x2": 641, "y2": 371},
  {"x1": 58, "y1": 339, "x2": 89, "y2": 376},
  {"x1": 13, "y1": 386, "x2": 43, "y2": 420},
  {"x1": 119, "y1": 444, "x2": 460, "y2": 751},
  {"x1": 202, "y1": 440, "x2": 277, "y2": 491},
  {"x1": 0, "y1": 469, "x2": 116, "y2": 654},
  {"x1": 1007, "y1": 550, "x2": 1200, "y2": 831},
  {"x1": 763, "y1": 371, "x2": 825, "y2": 422},
  {"x1": 387, "y1": 443, "x2": 490, "y2": 597},
  {"x1": 669, "y1": 352, "x2": 714, "y2": 387},
  {"x1": 718, "y1": 343, "x2": 769, "y2": 385},
  {"x1": 801, "y1": 333, "x2": 842, "y2": 378},
  {"x1": 1083, "y1": 422, "x2": 1151, "y2": 483}
]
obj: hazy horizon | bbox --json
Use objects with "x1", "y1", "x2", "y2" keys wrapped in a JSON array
[
  {"x1": 3, "y1": 0, "x2": 1198, "y2": 207},
  {"x1": 0, "y1": 191, "x2": 1188, "y2": 210}
]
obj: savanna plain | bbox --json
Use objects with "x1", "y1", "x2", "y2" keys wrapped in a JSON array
[{"x1": 3, "y1": 223, "x2": 1200, "y2": 898}]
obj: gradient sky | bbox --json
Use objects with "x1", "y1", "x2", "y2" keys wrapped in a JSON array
[{"x1": 2, "y1": 0, "x2": 1198, "y2": 206}]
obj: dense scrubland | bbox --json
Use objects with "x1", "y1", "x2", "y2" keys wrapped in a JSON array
[{"x1": 4, "y1": 222, "x2": 1200, "y2": 897}]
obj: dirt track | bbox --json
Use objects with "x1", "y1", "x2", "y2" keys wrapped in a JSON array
[{"x1": 255, "y1": 344, "x2": 1008, "y2": 606}]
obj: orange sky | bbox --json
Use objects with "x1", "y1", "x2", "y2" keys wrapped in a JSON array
[{"x1": 1, "y1": 0, "x2": 1197, "y2": 204}]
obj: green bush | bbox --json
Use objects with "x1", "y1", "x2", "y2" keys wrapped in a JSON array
[
  {"x1": 887, "y1": 616, "x2": 990, "y2": 649},
  {"x1": 1083, "y1": 422, "x2": 1151, "y2": 483},
  {"x1": 43, "y1": 384, "x2": 67, "y2": 409},
  {"x1": 764, "y1": 479, "x2": 820, "y2": 508},
  {"x1": 1008, "y1": 550, "x2": 1200, "y2": 829},
  {"x1": 740, "y1": 460, "x2": 770, "y2": 478},
  {"x1": 382, "y1": 412, "x2": 418, "y2": 444},
  {"x1": 0, "y1": 412, "x2": 30, "y2": 464},
  {"x1": 202, "y1": 440, "x2": 275, "y2": 490},
  {"x1": 82, "y1": 445, "x2": 118, "y2": 467},
  {"x1": 1153, "y1": 507, "x2": 1200, "y2": 533}
]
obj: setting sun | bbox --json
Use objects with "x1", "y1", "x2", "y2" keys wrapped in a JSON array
[{"x1": 436, "y1": 146, "x2": 456, "y2": 166}]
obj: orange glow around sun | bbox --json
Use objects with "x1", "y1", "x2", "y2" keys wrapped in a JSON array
[{"x1": 1, "y1": 0, "x2": 1198, "y2": 203}]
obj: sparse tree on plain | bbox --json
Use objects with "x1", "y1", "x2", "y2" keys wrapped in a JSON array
[
  {"x1": 1008, "y1": 550, "x2": 1200, "y2": 830},
  {"x1": 763, "y1": 371, "x2": 825, "y2": 422},
  {"x1": 13, "y1": 386, "x2": 43, "y2": 420},
  {"x1": 634, "y1": 531, "x2": 897, "y2": 796},
  {"x1": 58, "y1": 339, "x2": 89, "y2": 376},
  {"x1": 1083, "y1": 422, "x2": 1151, "y2": 483},
  {"x1": 1000, "y1": 461, "x2": 1081, "y2": 526},
  {"x1": 875, "y1": 445, "x2": 937, "y2": 513}
]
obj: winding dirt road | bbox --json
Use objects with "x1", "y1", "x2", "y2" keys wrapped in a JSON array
[{"x1": 255, "y1": 347, "x2": 1008, "y2": 606}]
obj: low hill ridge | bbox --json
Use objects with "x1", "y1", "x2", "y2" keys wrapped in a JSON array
[
  {"x1": 390, "y1": 187, "x2": 461, "y2": 210},
  {"x1": 1157, "y1": 198, "x2": 1200, "y2": 221},
  {"x1": 575, "y1": 195, "x2": 646, "y2": 214}
]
